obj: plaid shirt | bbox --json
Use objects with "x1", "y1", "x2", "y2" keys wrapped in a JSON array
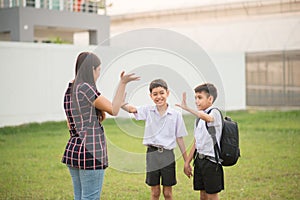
[{"x1": 61, "y1": 82, "x2": 108, "y2": 170}]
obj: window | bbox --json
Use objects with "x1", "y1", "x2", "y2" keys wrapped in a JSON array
[{"x1": 246, "y1": 50, "x2": 300, "y2": 107}]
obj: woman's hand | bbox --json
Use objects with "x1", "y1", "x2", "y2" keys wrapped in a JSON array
[
  {"x1": 120, "y1": 71, "x2": 140, "y2": 84},
  {"x1": 99, "y1": 110, "x2": 106, "y2": 122}
]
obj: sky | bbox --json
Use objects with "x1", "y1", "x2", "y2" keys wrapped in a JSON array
[{"x1": 106, "y1": 0, "x2": 264, "y2": 15}]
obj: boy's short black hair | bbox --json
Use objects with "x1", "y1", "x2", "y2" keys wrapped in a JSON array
[
  {"x1": 149, "y1": 79, "x2": 168, "y2": 93},
  {"x1": 194, "y1": 83, "x2": 218, "y2": 103}
]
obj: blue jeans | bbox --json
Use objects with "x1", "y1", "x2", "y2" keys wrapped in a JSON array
[{"x1": 68, "y1": 166, "x2": 105, "y2": 200}]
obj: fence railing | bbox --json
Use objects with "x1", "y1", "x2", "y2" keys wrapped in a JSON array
[{"x1": 0, "y1": 0, "x2": 106, "y2": 14}]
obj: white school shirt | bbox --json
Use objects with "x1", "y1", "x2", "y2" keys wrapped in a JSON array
[
  {"x1": 134, "y1": 105, "x2": 188, "y2": 150},
  {"x1": 194, "y1": 106, "x2": 222, "y2": 158}
]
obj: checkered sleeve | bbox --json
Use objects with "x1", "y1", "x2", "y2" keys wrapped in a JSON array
[{"x1": 79, "y1": 83, "x2": 100, "y2": 104}]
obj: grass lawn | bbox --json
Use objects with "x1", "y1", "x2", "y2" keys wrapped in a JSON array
[{"x1": 0, "y1": 110, "x2": 299, "y2": 199}]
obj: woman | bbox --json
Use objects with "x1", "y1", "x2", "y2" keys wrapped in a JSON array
[{"x1": 62, "y1": 52, "x2": 139, "y2": 200}]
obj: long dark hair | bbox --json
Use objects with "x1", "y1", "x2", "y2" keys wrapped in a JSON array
[
  {"x1": 71, "y1": 52, "x2": 102, "y2": 120},
  {"x1": 73, "y1": 52, "x2": 101, "y2": 89}
]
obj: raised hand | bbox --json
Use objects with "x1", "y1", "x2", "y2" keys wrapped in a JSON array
[
  {"x1": 120, "y1": 71, "x2": 140, "y2": 84},
  {"x1": 175, "y1": 92, "x2": 188, "y2": 110}
]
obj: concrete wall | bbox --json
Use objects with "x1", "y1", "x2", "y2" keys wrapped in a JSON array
[
  {"x1": 0, "y1": 41, "x2": 245, "y2": 127},
  {"x1": 0, "y1": 8, "x2": 20, "y2": 41},
  {"x1": 0, "y1": 42, "x2": 93, "y2": 127}
]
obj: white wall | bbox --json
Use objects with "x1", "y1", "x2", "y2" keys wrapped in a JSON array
[
  {"x1": 0, "y1": 41, "x2": 245, "y2": 127},
  {"x1": 209, "y1": 51, "x2": 245, "y2": 111},
  {"x1": 0, "y1": 42, "x2": 95, "y2": 127}
]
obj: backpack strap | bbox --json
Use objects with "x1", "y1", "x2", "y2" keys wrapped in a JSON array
[{"x1": 206, "y1": 108, "x2": 224, "y2": 166}]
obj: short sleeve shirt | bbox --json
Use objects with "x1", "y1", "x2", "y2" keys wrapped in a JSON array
[
  {"x1": 62, "y1": 82, "x2": 108, "y2": 170},
  {"x1": 134, "y1": 105, "x2": 188, "y2": 150},
  {"x1": 194, "y1": 106, "x2": 222, "y2": 157}
]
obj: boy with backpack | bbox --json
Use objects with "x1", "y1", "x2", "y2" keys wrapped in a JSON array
[{"x1": 176, "y1": 83, "x2": 224, "y2": 200}]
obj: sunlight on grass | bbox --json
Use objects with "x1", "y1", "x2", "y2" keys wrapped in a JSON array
[{"x1": 0, "y1": 110, "x2": 299, "y2": 199}]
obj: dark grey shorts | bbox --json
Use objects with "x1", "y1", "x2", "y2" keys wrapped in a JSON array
[{"x1": 145, "y1": 146, "x2": 177, "y2": 186}]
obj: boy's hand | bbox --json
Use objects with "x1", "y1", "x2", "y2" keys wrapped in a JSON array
[
  {"x1": 184, "y1": 162, "x2": 193, "y2": 178},
  {"x1": 175, "y1": 92, "x2": 188, "y2": 110}
]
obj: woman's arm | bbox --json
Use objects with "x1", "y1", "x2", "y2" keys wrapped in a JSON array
[
  {"x1": 93, "y1": 96, "x2": 138, "y2": 115},
  {"x1": 93, "y1": 95, "x2": 114, "y2": 115},
  {"x1": 93, "y1": 71, "x2": 140, "y2": 116},
  {"x1": 110, "y1": 72, "x2": 139, "y2": 115}
]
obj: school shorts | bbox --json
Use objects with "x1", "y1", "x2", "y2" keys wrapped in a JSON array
[
  {"x1": 193, "y1": 156, "x2": 224, "y2": 194},
  {"x1": 145, "y1": 146, "x2": 177, "y2": 186}
]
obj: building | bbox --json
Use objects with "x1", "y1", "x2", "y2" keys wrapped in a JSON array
[
  {"x1": 0, "y1": 0, "x2": 299, "y2": 127},
  {"x1": 0, "y1": 0, "x2": 109, "y2": 44},
  {"x1": 110, "y1": 0, "x2": 300, "y2": 107}
]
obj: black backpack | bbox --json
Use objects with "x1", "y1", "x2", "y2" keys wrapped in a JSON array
[{"x1": 206, "y1": 108, "x2": 240, "y2": 166}]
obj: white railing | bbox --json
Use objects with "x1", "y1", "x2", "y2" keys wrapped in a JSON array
[{"x1": 0, "y1": 0, "x2": 106, "y2": 14}]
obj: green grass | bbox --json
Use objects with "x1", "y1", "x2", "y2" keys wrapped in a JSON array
[{"x1": 0, "y1": 110, "x2": 299, "y2": 199}]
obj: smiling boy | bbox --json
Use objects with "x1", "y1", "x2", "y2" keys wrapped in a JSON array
[{"x1": 121, "y1": 79, "x2": 188, "y2": 200}]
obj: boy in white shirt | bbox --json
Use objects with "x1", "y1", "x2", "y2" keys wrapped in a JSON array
[
  {"x1": 122, "y1": 79, "x2": 188, "y2": 200},
  {"x1": 176, "y1": 83, "x2": 224, "y2": 200}
]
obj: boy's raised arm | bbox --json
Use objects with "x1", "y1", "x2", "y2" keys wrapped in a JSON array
[{"x1": 175, "y1": 92, "x2": 214, "y2": 122}]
